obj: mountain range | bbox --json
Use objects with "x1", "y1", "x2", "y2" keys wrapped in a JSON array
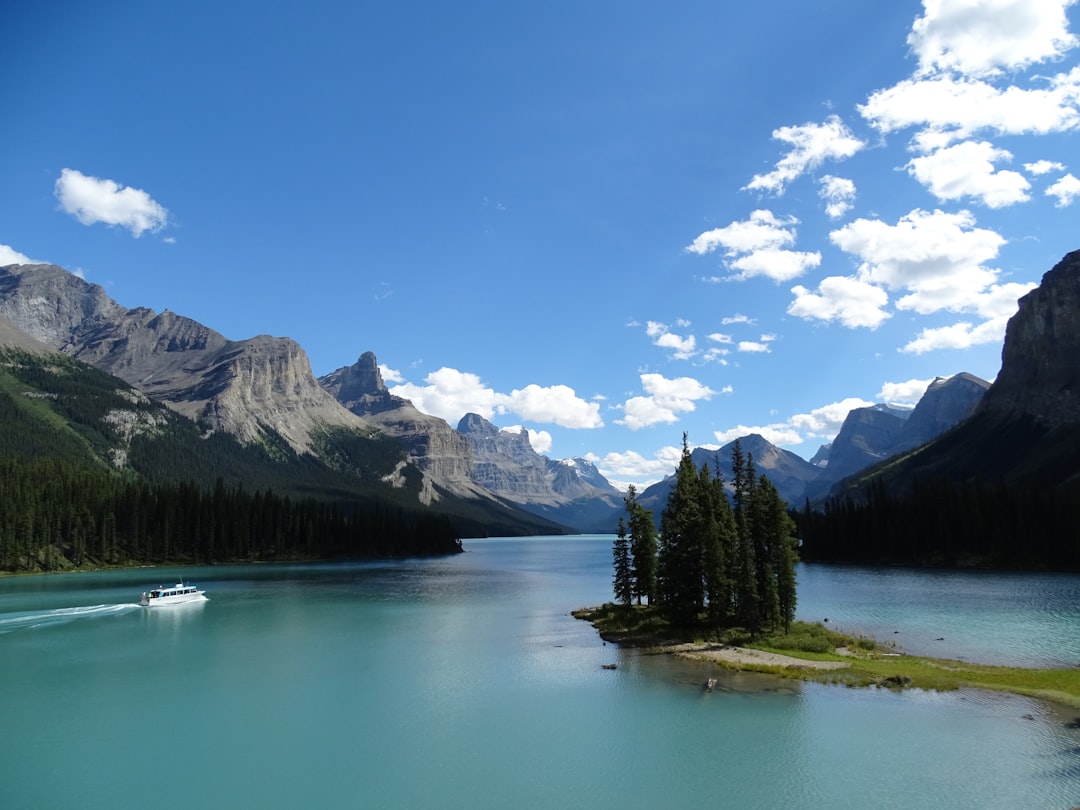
[{"x1": 1, "y1": 251, "x2": 1077, "y2": 540}]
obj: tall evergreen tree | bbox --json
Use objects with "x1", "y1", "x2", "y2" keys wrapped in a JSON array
[
  {"x1": 625, "y1": 484, "x2": 657, "y2": 604},
  {"x1": 658, "y1": 435, "x2": 707, "y2": 625},
  {"x1": 612, "y1": 517, "x2": 633, "y2": 606}
]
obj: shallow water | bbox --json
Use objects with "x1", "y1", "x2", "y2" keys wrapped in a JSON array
[{"x1": 1, "y1": 536, "x2": 1078, "y2": 809}]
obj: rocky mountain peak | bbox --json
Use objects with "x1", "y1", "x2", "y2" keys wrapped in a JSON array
[
  {"x1": 979, "y1": 250, "x2": 1080, "y2": 428},
  {"x1": 893, "y1": 372, "x2": 989, "y2": 454},
  {"x1": 0, "y1": 263, "x2": 369, "y2": 455}
]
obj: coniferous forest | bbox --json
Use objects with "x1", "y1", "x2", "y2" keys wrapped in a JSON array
[
  {"x1": 613, "y1": 437, "x2": 799, "y2": 637},
  {"x1": 795, "y1": 478, "x2": 1080, "y2": 570},
  {"x1": 0, "y1": 348, "x2": 463, "y2": 572}
]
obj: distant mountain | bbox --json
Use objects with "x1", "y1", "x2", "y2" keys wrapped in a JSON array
[
  {"x1": 831, "y1": 250, "x2": 1080, "y2": 497},
  {"x1": 818, "y1": 405, "x2": 911, "y2": 485},
  {"x1": 637, "y1": 434, "x2": 820, "y2": 517},
  {"x1": 457, "y1": 412, "x2": 623, "y2": 532},
  {"x1": 892, "y1": 373, "x2": 990, "y2": 455},
  {"x1": 0, "y1": 264, "x2": 567, "y2": 538},
  {"x1": 0, "y1": 264, "x2": 366, "y2": 456}
]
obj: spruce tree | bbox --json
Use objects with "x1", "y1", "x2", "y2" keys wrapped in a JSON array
[
  {"x1": 624, "y1": 484, "x2": 657, "y2": 604},
  {"x1": 612, "y1": 517, "x2": 633, "y2": 606}
]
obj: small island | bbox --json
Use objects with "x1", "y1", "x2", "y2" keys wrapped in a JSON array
[
  {"x1": 588, "y1": 436, "x2": 1080, "y2": 713},
  {"x1": 575, "y1": 604, "x2": 1080, "y2": 710}
]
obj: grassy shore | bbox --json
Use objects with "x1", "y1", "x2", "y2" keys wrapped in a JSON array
[{"x1": 574, "y1": 603, "x2": 1080, "y2": 710}]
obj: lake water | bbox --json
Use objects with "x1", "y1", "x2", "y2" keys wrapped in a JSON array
[{"x1": 2, "y1": 535, "x2": 1079, "y2": 809}]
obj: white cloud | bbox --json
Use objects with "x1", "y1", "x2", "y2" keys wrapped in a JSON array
[
  {"x1": 819, "y1": 175, "x2": 856, "y2": 218},
  {"x1": 714, "y1": 423, "x2": 805, "y2": 446},
  {"x1": 686, "y1": 210, "x2": 821, "y2": 282},
  {"x1": 1046, "y1": 172, "x2": 1080, "y2": 205},
  {"x1": 727, "y1": 247, "x2": 822, "y2": 282},
  {"x1": 646, "y1": 321, "x2": 697, "y2": 359},
  {"x1": 503, "y1": 425, "x2": 553, "y2": 454},
  {"x1": 879, "y1": 378, "x2": 934, "y2": 404},
  {"x1": 617, "y1": 373, "x2": 715, "y2": 430},
  {"x1": 737, "y1": 341, "x2": 771, "y2": 353},
  {"x1": 1025, "y1": 159, "x2": 1066, "y2": 174},
  {"x1": 707, "y1": 332, "x2": 733, "y2": 344},
  {"x1": 908, "y1": 0, "x2": 1078, "y2": 78},
  {"x1": 686, "y1": 209, "x2": 797, "y2": 255},
  {"x1": 787, "y1": 397, "x2": 877, "y2": 436},
  {"x1": 859, "y1": 71, "x2": 1080, "y2": 152},
  {"x1": 54, "y1": 168, "x2": 169, "y2": 237},
  {"x1": 830, "y1": 208, "x2": 1005, "y2": 315},
  {"x1": 788, "y1": 276, "x2": 892, "y2": 328},
  {"x1": 594, "y1": 445, "x2": 684, "y2": 488},
  {"x1": 0, "y1": 243, "x2": 34, "y2": 265},
  {"x1": 721, "y1": 313, "x2": 755, "y2": 325},
  {"x1": 742, "y1": 115, "x2": 866, "y2": 195},
  {"x1": 379, "y1": 364, "x2": 405, "y2": 384},
  {"x1": 901, "y1": 317, "x2": 1011, "y2": 353},
  {"x1": 390, "y1": 367, "x2": 601, "y2": 429},
  {"x1": 906, "y1": 140, "x2": 1030, "y2": 207},
  {"x1": 391, "y1": 367, "x2": 501, "y2": 425},
  {"x1": 501, "y1": 384, "x2": 604, "y2": 428}
]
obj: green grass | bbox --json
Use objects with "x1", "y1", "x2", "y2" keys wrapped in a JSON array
[{"x1": 574, "y1": 603, "x2": 1080, "y2": 709}]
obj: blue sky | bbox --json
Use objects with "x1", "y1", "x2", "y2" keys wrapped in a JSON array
[{"x1": 3, "y1": 0, "x2": 1080, "y2": 489}]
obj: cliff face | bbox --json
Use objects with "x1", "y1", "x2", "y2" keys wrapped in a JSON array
[
  {"x1": 979, "y1": 250, "x2": 1080, "y2": 428},
  {"x1": 320, "y1": 352, "x2": 478, "y2": 492},
  {"x1": 824, "y1": 407, "x2": 909, "y2": 482},
  {"x1": 457, "y1": 413, "x2": 556, "y2": 502},
  {"x1": 0, "y1": 264, "x2": 368, "y2": 453},
  {"x1": 893, "y1": 373, "x2": 989, "y2": 454}
]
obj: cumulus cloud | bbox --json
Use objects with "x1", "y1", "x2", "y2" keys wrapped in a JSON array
[
  {"x1": 501, "y1": 384, "x2": 604, "y2": 428},
  {"x1": 737, "y1": 341, "x2": 771, "y2": 353},
  {"x1": 686, "y1": 210, "x2": 821, "y2": 282},
  {"x1": 593, "y1": 445, "x2": 685, "y2": 489},
  {"x1": 818, "y1": 175, "x2": 857, "y2": 218},
  {"x1": 714, "y1": 424, "x2": 805, "y2": 446},
  {"x1": 0, "y1": 243, "x2": 34, "y2": 265},
  {"x1": 742, "y1": 115, "x2": 866, "y2": 195},
  {"x1": 379, "y1": 364, "x2": 405, "y2": 384},
  {"x1": 860, "y1": 69, "x2": 1080, "y2": 153},
  {"x1": 879, "y1": 378, "x2": 935, "y2": 404},
  {"x1": 901, "y1": 318, "x2": 1010, "y2": 353},
  {"x1": 646, "y1": 321, "x2": 697, "y2": 359},
  {"x1": 907, "y1": 140, "x2": 1030, "y2": 207},
  {"x1": 721, "y1": 313, "x2": 756, "y2": 325},
  {"x1": 830, "y1": 208, "x2": 1005, "y2": 314},
  {"x1": 1025, "y1": 159, "x2": 1066, "y2": 174},
  {"x1": 788, "y1": 275, "x2": 892, "y2": 328},
  {"x1": 54, "y1": 168, "x2": 169, "y2": 237},
  {"x1": 390, "y1": 367, "x2": 602, "y2": 429},
  {"x1": 787, "y1": 397, "x2": 877, "y2": 436},
  {"x1": 908, "y1": 0, "x2": 1078, "y2": 78},
  {"x1": 1046, "y1": 172, "x2": 1080, "y2": 205},
  {"x1": 617, "y1": 373, "x2": 715, "y2": 430}
]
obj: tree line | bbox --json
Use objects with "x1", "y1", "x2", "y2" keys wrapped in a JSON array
[
  {"x1": 0, "y1": 456, "x2": 461, "y2": 573},
  {"x1": 612, "y1": 437, "x2": 799, "y2": 636},
  {"x1": 796, "y1": 477, "x2": 1080, "y2": 569}
]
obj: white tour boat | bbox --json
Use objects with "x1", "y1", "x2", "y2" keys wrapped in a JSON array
[{"x1": 139, "y1": 581, "x2": 207, "y2": 607}]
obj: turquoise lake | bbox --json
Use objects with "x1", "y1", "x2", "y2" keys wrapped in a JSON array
[{"x1": 2, "y1": 535, "x2": 1079, "y2": 809}]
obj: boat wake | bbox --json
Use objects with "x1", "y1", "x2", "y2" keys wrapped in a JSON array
[{"x1": 0, "y1": 603, "x2": 140, "y2": 634}]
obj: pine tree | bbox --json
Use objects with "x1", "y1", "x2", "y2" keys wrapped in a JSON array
[
  {"x1": 612, "y1": 517, "x2": 633, "y2": 606},
  {"x1": 624, "y1": 484, "x2": 657, "y2": 604}
]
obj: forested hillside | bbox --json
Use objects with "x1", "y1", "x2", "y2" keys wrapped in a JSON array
[{"x1": 0, "y1": 347, "x2": 469, "y2": 571}]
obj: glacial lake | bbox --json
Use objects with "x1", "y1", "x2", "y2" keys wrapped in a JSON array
[{"x1": 2, "y1": 535, "x2": 1079, "y2": 809}]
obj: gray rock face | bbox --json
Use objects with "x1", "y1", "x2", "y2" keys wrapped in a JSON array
[
  {"x1": 979, "y1": 250, "x2": 1080, "y2": 428},
  {"x1": 320, "y1": 352, "x2": 478, "y2": 492},
  {"x1": 458, "y1": 413, "x2": 556, "y2": 501},
  {"x1": 893, "y1": 373, "x2": 989, "y2": 454},
  {"x1": 0, "y1": 312, "x2": 53, "y2": 353},
  {"x1": 0, "y1": 263, "x2": 368, "y2": 453},
  {"x1": 824, "y1": 406, "x2": 909, "y2": 482}
]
